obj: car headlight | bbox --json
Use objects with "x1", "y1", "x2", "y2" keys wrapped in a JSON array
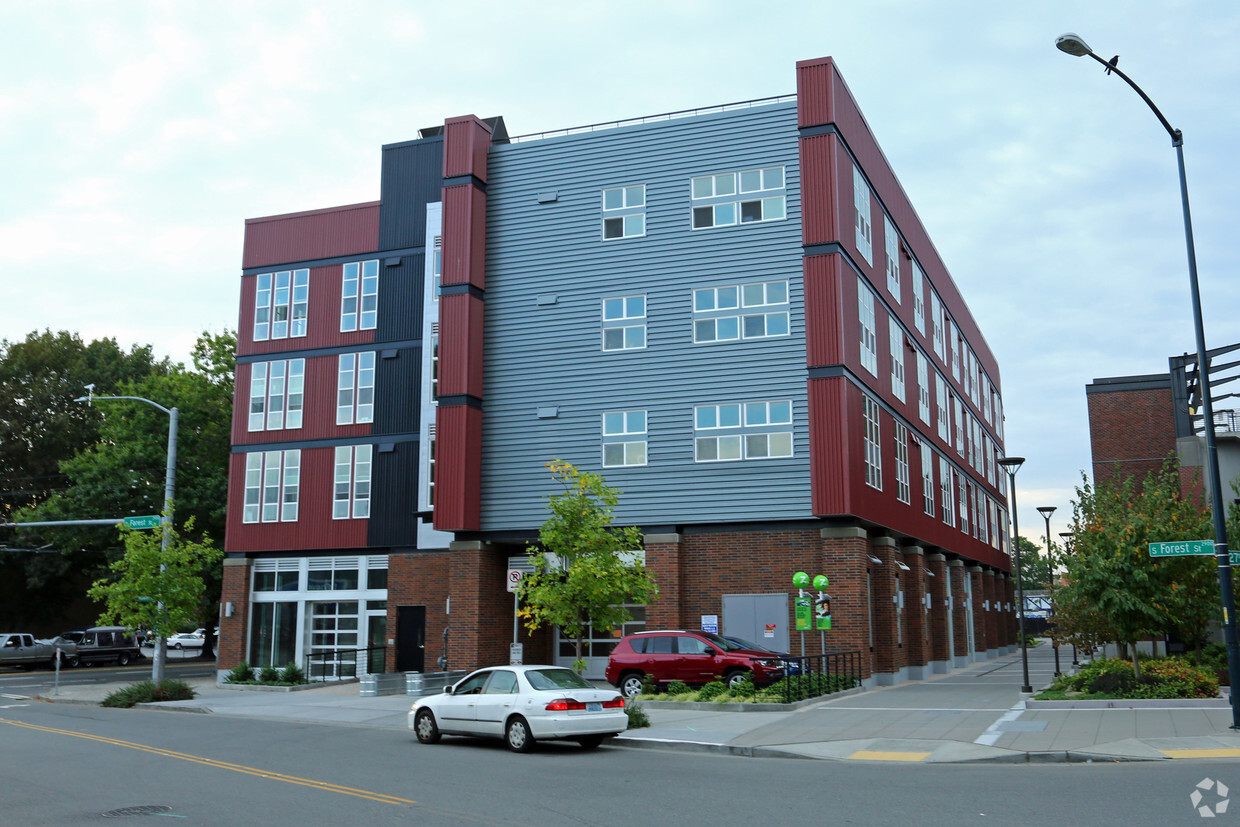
[{"x1": 752, "y1": 659, "x2": 782, "y2": 668}]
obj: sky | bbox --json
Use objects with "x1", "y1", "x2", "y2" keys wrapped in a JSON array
[{"x1": 2, "y1": 1, "x2": 1237, "y2": 547}]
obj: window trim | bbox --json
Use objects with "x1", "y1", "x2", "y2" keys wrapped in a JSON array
[{"x1": 601, "y1": 184, "x2": 647, "y2": 240}]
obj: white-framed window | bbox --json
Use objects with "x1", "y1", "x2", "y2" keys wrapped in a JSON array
[
  {"x1": 693, "y1": 281, "x2": 789, "y2": 343},
  {"x1": 602, "y1": 410, "x2": 648, "y2": 467},
  {"x1": 336, "y1": 352, "x2": 376, "y2": 425},
  {"x1": 858, "y1": 279, "x2": 877, "y2": 375},
  {"x1": 953, "y1": 395, "x2": 965, "y2": 454},
  {"x1": 691, "y1": 167, "x2": 786, "y2": 229},
  {"x1": 916, "y1": 351, "x2": 930, "y2": 424},
  {"x1": 884, "y1": 215, "x2": 901, "y2": 301},
  {"x1": 958, "y1": 473, "x2": 969, "y2": 533},
  {"x1": 853, "y1": 166, "x2": 872, "y2": 265},
  {"x1": 333, "y1": 445, "x2": 373, "y2": 520},
  {"x1": 950, "y1": 322, "x2": 961, "y2": 382},
  {"x1": 341, "y1": 260, "x2": 379, "y2": 332},
  {"x1": 984, "y1": 438, "x2": 995, "y2": 485},
  {"x1": 254, "y1": 269, "x2": 309, "y2": 342},
  {"x1": 894, "y1": 421, "x2": 910, "y2": 504},
  {"x1": 244, "y1": 449, "x2": 300, "y2": 524},
  {"x1": 930, "y1": 290, "x2": 945, "y2": 362},
  {"x1": 967, "y1": 414, "x2": 977, "y2": 470},
  {"x1": 935, "y1": 372, "x2": 949, "y2": 442},
  {"x1": 995, "y1": 392, "x2": 1004, "y2": 440},
  {"x1": 430, "y1": 334, "x2": 439, "y2": 399},
  {"x1": 965, "y1": 348, "x2": 975, "y2": 403},
  {"x1": 601, "y1": 295, "x2": 646, "y2": 351},
  {"x1": 863, "y1": 395, "x2": 882, "y2": 490},
  {"x1": 921, "y1": 443, "x2": 935, "y2": 516},
  {"x1": 940, "y1": 457, "x2": 954, "y2": 526},
  {"x1": 431, "y1": 236, "x2": 442, "y2": 300},
  {"x1": 912, "y1": 262, "x2": 926, "y2": 335},
  {"x1": 248, "y1": 359, "x2": 305, "y2": 432},
  {"x1": 694, "y1": 400, "x2": 792, "y2": 462},
  {"x1": 889, "y1": 317, "x2": 905, "y2": 402},
  {"x1": 602, "y1": 185, "x2": 646, "y2": 239}
]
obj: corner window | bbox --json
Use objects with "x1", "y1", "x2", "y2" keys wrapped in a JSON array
[
  {"x1": 884, "y1": 215, "x2": 901, "y2": 301},
  {"x1": 694, "y1": 281, "x2": 789, "y2": 344},
  {"x1": 602, "y1": 410, "x2": 647, "y2": 467},
  {"x1": 863, "y1": 396, "x2": 881, "y2": 490},
  {"x1": 889, "y1": 317, "x2": 905, "y2": 402},
  {"x1": 916, "y1": 352, "x2": 930, "y2": 425},
  {"x1": 931, "y1": 290, "x2": 945, "y2": 362},
  {"x1": 853, "y1": 166, "x2": 872, "y2": 265},
  {"x1": 691, "y1": 167, "x2": 785, "y2": 229},
  {"x1": 921, "y1": 444, "x2": 935, "y2": 516},
  {"x1": 894, "y1": 422, "x2": 910, "y2": 504},
  {"x1": 940, "y1": 457, "x2": 954, "y2": 526},
  {"x1": 858, "y1": 279, "x2": 877, "y2": 375},
  {"x1": 602, "y1": 185, "x2": 646, "y2": 239},
  {"x1": 254, "y1": 269, "x2": 308, "y2": 342},
  {"x1": 341, "y1": 260, "x2": 379, "y2": 332},
  {"x1": 602, "y1": 295, "x2": 646, "y2": 351},
  {"x1": 912, "y1": 263, "x2": 926, "y2": 335}
]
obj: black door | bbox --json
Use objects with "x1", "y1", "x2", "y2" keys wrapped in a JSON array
[{"x1": 396, "y1": 606, "x2": 426, "y2": 673}]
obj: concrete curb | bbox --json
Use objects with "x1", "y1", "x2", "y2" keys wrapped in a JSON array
[
  {"x1": 631, "y1": 686, "x2": 864, "y2": 712},
  {"x1": 1028, "y1": 697, "x2": 1229, "y2": 709}
]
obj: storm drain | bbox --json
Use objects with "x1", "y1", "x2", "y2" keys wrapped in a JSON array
[{"x1": 101, "y1": 805, "x2": 174, "y2": 818}]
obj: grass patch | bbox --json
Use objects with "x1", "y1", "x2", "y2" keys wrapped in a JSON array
[{"x1": 102, "y1": 680, "x2": 196, "y2": 708}]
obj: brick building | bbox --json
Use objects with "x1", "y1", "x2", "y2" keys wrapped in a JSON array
[{"x1": 219, "y1": 56, "x2": 1016, "y2": 687}]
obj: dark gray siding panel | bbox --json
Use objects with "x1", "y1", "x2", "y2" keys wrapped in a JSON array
[
  {"x1": 379, "y1": 138, "x2": 443, "y2": 251},
  {"x1": 373, "y1": 346, "x2": 421, "y2": 437},
  {"x1": 368, "y1": 441, "x2": 420, "y2": 547},
  {"x1": 480, "y1": 102, "x2": 811, "y2": 530},
  {"x1": 377, "y1": 254, "x2": 425, "y2": 343}
]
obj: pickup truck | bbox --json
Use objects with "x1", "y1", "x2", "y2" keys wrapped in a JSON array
[{"x1": 0, "y1": 633, "x2": 79, "y2": 669}]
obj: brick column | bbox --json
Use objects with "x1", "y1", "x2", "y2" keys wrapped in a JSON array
[
  {"x1": 902, "y1": 545, "x2": 928, "y2": 679},
  {"x1": 869, "y1": 536, "x2": 900, "y2": 682},
  {"x1": 386, "y1": 550, "x2": 452, "y2": 673},
  {"x1": 448, "y1": 541, "x2": 508, "y2": 671},
  {"x1": 217, "y1": 557, "x2": 252, "y2": 673},
  {"x1": 948, "y1": 560, "x2": 969, "y2": 667},
  {"x1": 820, "y1": 526, "x2": 872, "y2": 681},
  {"x1": 643, "y1": 533, "x2": 683, "y2": 630},
  {"x1": 925, "y1": 553, "x2": 950, "y2": 672},
  {"x1": 983, "y1": 570, "x2": 999, "y2": 654},
  {"x1": 967, "y1": 566, "x2": 986, "y2": 660}
]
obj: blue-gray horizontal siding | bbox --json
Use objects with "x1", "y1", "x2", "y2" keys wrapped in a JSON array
[{"x1": 479, "y1": 102, "x2": 811, "y2": 529}]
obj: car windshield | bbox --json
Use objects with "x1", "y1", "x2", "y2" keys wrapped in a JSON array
[
  {"x1": 525, "y1": 668, "x2": 593, "y2": 691},
  {"x1": 695, "y1": 631, "x2": 747, "y2": 651},
  {"x1": 725, "y1": 636, "x2": 773, "y2": 653}
]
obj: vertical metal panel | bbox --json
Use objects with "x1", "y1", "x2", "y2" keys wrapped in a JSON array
[
  {"x1": 242, "y1": 203, "x2": 380, "y2": 270},
  {"x1": 803, "y1": 254, "x2": 843, "y2": 368},
  {"x1": 796, "y1": 57, "x2": 836, "y2": 129},
  {"x1": 379, "y1": 138, "x2": 444, "y2": 251},
  {"x1": 375, "y1": 254, "x2": 425, "y2": 343},
  {"x1": 433, "y1": 404, "x2": 482, "y2": 531},
  {"x1": 367, "y1": 441, "x2": 419, "y2": 547},
  {"x1": 441, "y1": 185, "x2": 487, "y2": 290},
  {"x1": 372, "y1": 346, "x2": 421, "y2": 436},
  {"x1": 437, "y1": 293, "x2": 485, "y2": 400},
  {"x1": 798, "y1": 134, "x2": 837, "y2": 246},
  {"x1": 443, "y1": 116, "x2": 493, "y2": 181},
  {"x1": 808, "y1": 376, "x2": 849, "y2": 515}
]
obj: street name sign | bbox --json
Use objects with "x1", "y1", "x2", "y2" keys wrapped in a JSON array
[
  {"x1": 122, "y1": 516, "x2": 160, "y2": 530},
  {"x1": 1148, "y1": 540, "x2": 1213, "y2": 557}
]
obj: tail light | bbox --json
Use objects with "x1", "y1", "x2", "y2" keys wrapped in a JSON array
[
  {"x1": 545, "y1": 699, "x2": 587, "y2": 711},
  {"x1": 602, "y1": 697, "x2": 625, "y2": 709}
]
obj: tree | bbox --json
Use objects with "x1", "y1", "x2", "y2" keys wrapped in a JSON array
[
  {"x1": 516, "y1": 460, "x2": 658, "y2": 672},
  {"x1": 87, "y1": 516, "x2": 223, "y2": 679},
  {"x1": 1015, "y1": 536, "x2": 1048, "y2": 591},
  {"x1": 1058, "y1": 459, "x2": 1215, "y2": 679}
]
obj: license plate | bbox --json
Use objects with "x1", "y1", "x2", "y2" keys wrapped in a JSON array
[{"x1": 586, "y1": 702, "x2": 602, "y2": 712}]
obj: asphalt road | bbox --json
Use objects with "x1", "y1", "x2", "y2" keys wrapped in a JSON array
[
  {"x1": 1, "y1": 700, "x2": 1237, "y2": 825},
  {"x1": 0, "y1": 656, "x2": 217, "y2": 697}
]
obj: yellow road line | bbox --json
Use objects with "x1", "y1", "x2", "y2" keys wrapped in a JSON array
[
  {"x1": 1160, "y1": 748, "x2": 1240, "y2": 759},
  {"x1": 847, "y1": 749, "x2": 932, "y2": 762},
  {"x1": 0, "y1": 718, "x2": 415, "y2": 806}
]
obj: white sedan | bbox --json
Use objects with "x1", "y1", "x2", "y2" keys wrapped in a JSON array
[
  {"x1": 408, "y1": 665, "x2": 627, "y2": 752},
  {"x1": 165, "y1": 633, "x2": 204, "y2": 650}
]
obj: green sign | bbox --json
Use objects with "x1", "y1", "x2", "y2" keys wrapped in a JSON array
[
  {"x1": 812, "y1": 574, "x2": 829, "y2": 590},
  {"x1": 122, "y1": 515, "x2": 161, "y2": 530},
  {"x1": 815, "y1": 614, "x2": 831, "y2": 631},
  {"x1": 795, "y1": 596, "x2": 812, "y2": 631},
  {"x1": 792, "y1": 571, "x2": 810, "y2": 588},
  {"x1": 1148, "y1": 540, "x2": 1213, "y2": 558}
]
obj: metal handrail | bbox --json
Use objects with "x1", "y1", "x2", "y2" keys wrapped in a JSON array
[{"x1": 774, "y1": 651, "x2": 863, "y2": 704}]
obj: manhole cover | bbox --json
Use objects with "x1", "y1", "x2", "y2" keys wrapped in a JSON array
[{"x1": 101, "y1": 805, "x2": 174, "y2": 818}]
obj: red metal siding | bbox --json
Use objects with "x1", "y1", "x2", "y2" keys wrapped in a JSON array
[
  {"x1": 433, "y1": 404, "x2": 482, "y2": 531},
  {"x1": 798, "y1": 133, "x2": 838, "y2": 246},
  {"x1": 232, "y1": 356, "x2": 373, "y2": 445},
  {"x1": 441, "y1": 185, "x2": 487, "y2": 290},
  {"x1": 242, "y1": 202, "x2": 380, "y2": 270},
  {"x1": 808, "y1": 376, "x2": 850, "y2": 515},
  {"x1": 237, "y1": 264, "x2": 377, "y2": 357},
  {"x1": 443, "y1": 116, "x2": 493, "y2": 181},
  {"x1": 796, "y1": 57, "x2": 836, "y2": 130},
  {"x1": 224, "y1": 448, "x2": 368, "y2": 553},
  {"x1": 437, "y1": 293, "x2": 485, "y2": 400},
  {"x1": 803, "y1": 254, "x2": 844, "y2": 368}
]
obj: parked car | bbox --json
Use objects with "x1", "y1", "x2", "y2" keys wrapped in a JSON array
[
  {"x1": 408, "y1": 665, "x2": 627, "y2": 752},
  {"x1": 66, "y1": 626, "x2": 141, "y2": 666},
  {"x1": 722, "y1": 635, "x2": 802, "y2": 676},
  {"x1": 165, "y1": 633, "x2": 205, "y2": 650},
  {"x1": 0, "y1": 634, "x2": 78, "y2": 669},
  {"x1": 605, "y1": 630, "x2": 787, "y2": 697}
]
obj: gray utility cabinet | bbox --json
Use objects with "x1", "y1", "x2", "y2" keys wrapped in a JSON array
[{"x1": 721, "y1": 593, "x2": 790, "y2": 653}]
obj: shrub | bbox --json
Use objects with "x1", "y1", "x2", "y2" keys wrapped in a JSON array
[
  {"x1": 1041, "y1": 656, "x2": 1218, "y2": 700},
  {"x1": 281, "y1": 662, "x2": 306, "y2": 685},
  {"x1": 1143, "y1": 658, "x2": 1218, "y2": 698},
  {"x1": 102, "y1": 680, "x2": 196, "y2": 708},
  {"x1": 224, "y1": 661, "x2": 254, "y2": 684},
  {"x1": 258, "y1": 665, "x2": 281, "y2": 684},
  {"x1": 696, "y1": 681, "x2": 726, "y2": 701},
  {"x1": 666, "y1": 681, "x2": 692, "y2": 696},
  {"x1": 625, "y1": 700, "x2": 650, "y2": 729}
]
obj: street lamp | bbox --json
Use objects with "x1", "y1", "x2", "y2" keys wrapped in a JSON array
[
  {"x1": 998, "y1": 456, "x2": 1032, "y2": 693},
  {"x1": 1037, "y1": 505, "x2": 1060, "y2": 676},
  {"x1": 76, "y1": 387, "x2": 179, "y2": 684},
  {"x1": 1060, "y1": 531, "x2": 1079, "y2": 666},
  {"x1": 1055, "y1": 32, "x2": 1240, "y2": 729}
]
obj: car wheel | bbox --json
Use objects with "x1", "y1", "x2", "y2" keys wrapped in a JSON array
[
  {"x1": 117, "y1": 652, "x2": 131, "y2": 667},
  {"x1": 724, "y1": 669, "x2": 751, "y2": 690},
  {"x1": 414, "y1": 709, "x2": 441, "y2": 744},
  {"x1": 505, "y1": 716, "x2": 534, "y2": 753},
  {"x1": 619, "y1": 672, "x2": 645, "y2": 698},
  {"x1": 173, "y1": 642, "x2": 183, "y2": 650},
  {"x1": 577, "y1": 735, "x2": 604, "y2": 750},
  {"x1": 65, "y1": 654, "x2": 79, "y2": 668}
]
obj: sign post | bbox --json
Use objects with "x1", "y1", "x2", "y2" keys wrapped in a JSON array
[{"x1": 506, "y1": 569, "x2": 524, "y2": 660}]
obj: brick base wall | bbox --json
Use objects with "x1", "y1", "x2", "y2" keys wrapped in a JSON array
[{"x1": 217, "y1": 558, "x2": 252, "y2": 671}]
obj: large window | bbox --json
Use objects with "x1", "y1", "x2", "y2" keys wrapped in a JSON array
[
  {"x1": 249, "y1": 359, "x2": 304, "y2": 431},
  {"x1": 889, "y1": 317, "x2": 905, "y2": 402},
  {"x1": 243, "y1": 450, "x2": 300, "y2": 524},
  {"x1": 858, "y1": 279, "x2": 877, "y2": 375},
  {"x1": 693, "y1": 280, "x2": 789, "y2": 343},
  {"x1": 931, "y1": 290, "x2": 945, "y2": 362},
  {"x1": 254, "y1": 269, "x2": 309, "y2": 342},
  {"x1": 916, "y1": 351, "x2": 930, "y2": 425},
  {"x1": 863, "y1": 395, "x2": 882, "y2": 490},
  {"x1": 853, "y1": 166, "x2": 873, "y2": 265},
  {"x1": 940, "y1": 457, "x2": 954, "y2": 526},
  {"x1": 691, "y1": 167, "x2": 786, "y2": 229},
  {"x1": 333, "y1": 445, "x2": 372, "y2": 520},
  {"x1": 921, "y1": 444, "x2": 935, "y2": 517},
  {"x1": 341, "y1": 260, "x2": 379, "y2": 332},
  {"x1": 694, "y1": 400, "x2": 792, "y2": 462},
  {"x1": 912, "y1": 262, "x2": 926, "y2": 335},
  {"x1": 936, "y1": 372, "x2": 950, "y2": 442},
  {"x1": 602, "y1": 410, "x2": 647, "y2": 467},
  {"x1": 336, "y1": 352, "x2": 376, "y2": 425},
  {"x1": 602, "y1": 295, "x2": 646, "y2": 351},
  {"x1": 894, "y1": 421, "x2": 910, "y2": 504},
  {"x1": 602, "y1": 185, "x2": 646, "y2": 239},
  {"x1": 884, "y1": 215, "x2": 901, "y2": 301}
]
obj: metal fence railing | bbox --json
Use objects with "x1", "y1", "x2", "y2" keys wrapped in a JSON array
[
  {"x1": 304, "y1": 645, "x2": 386, "y2": 682},
  {"x1": 771, "y1": 651, "x2": 864, "y2": 704}
]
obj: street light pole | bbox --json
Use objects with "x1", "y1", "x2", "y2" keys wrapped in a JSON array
[
  {"x1": 1037, "y1": 505, "x2": 1060, "y2": 676},
  {"x1": 1055, "y1": 33, "x2": 1240, "y2": 729},
  {"x1": 76, "y1": 389, "x2": 178, "y2": 684},
  {"x1": 998, "y1": 456, "x2": 1032, "y2": 693}
]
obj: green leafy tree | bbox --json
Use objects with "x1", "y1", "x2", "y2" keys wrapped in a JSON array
[
  {"x1": 1015, "y1": 536, "x2": 1048, "y2": 591},
  {"x1": 517, "y1": 460, "x2": 658, "y2": 672},
  {"x1": 1058, "y1": 459, "x2": 1215, "y2": 679}
]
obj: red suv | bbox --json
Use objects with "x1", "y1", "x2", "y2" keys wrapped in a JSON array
[{"x1": 605, "y1": 630, "x2": 787, "y2": 697}]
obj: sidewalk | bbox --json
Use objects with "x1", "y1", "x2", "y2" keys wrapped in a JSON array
[{"x1": 29, "y1": 643, "x2": 1240, "y2": 763}]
